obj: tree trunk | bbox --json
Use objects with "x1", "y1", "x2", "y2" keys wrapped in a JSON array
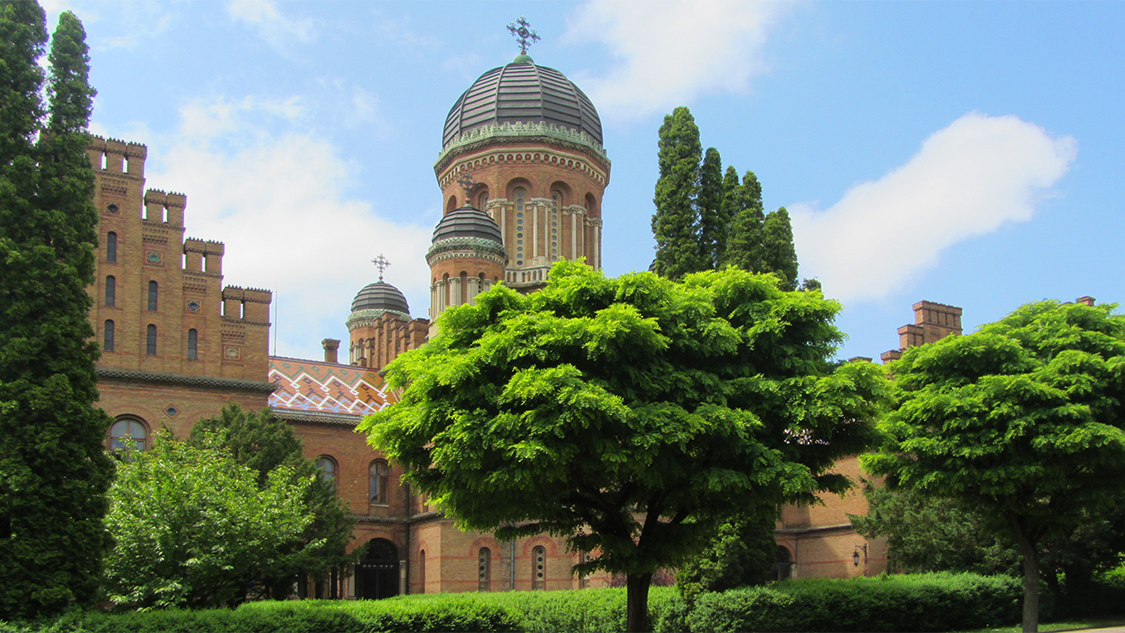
[
  {"x1": 626, "y1": 572, "x2": 653, "y2": 633},
  {"x1": 1011, "y1": 521, "x2": 1039, "y2": 633}
]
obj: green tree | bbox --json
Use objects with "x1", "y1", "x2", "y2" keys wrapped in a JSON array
[
  {"x1": 190, "y1": 404, "x2": 356, "y2": 599},
  {"x1": 363, "y1": 262, "x2": 886, "y2": 632},
  {"x1": 760, "y1": 207, "x2": 799, "y2": 290},
  {"x1": 697, "y1": 147, "x2": 725, "y2": 269},
  {"x1": 864, "y1": 299, "x2": 1125, "y2": 633},
  {"x1": 104, "y1": 433, "x2": 317, "y2": 609},
  {"x1": 652, "y1": 106, "x2": 703, "y2": 280},
  {"x1": 851, "y1": 483, "x2": 1020, "y2": 576},
  {"x1": 722, "y1": 170, "x2": 764, "y2": 273},
  {"x1": 0, "y1": 4, "x2": 115, "y2": 618},
  {"x1": 676, "y1": 510, "x2": 780, "y2": 604}
]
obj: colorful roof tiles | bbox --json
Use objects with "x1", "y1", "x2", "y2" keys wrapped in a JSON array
[{"x1": 269, "y1": 357, "x2": 391, "y2": 416}]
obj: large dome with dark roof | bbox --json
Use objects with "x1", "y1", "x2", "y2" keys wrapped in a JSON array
[
  {"x1": 442, "y1": 59, "x2": 602, "y2": 149},
  {"x1": 351, "y1": 280, "x2": 409, "y2": 316}
]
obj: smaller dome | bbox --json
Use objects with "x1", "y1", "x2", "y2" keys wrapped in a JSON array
[
  {"x1": 351, "y1": 280, "x2": 409, "y2": 315},
  {"x1": 432, "y1": 206, "x2": 503, "y2": 245}
]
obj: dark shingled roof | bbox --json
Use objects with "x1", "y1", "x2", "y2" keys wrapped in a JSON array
[
  {"x1": 443, "y1": 60, "x2": 602, "y2": 149},
  {"x1": 432, "y1": 206, "x2": 504, "y2": 244},
  {"x1": 351, "y1": 281, "x2": 409, "y2": 315}
]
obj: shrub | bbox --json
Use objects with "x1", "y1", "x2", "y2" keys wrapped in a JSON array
[{"x1": 687, "y1": 573, "x2": 1024, "y2": 633}]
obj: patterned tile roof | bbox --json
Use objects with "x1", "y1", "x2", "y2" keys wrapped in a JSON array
[{"x1": 268, "y1": 357, "x2": 393, "y2": 417}]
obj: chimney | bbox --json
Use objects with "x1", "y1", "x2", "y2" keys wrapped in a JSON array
[
  {"x1": 322, "y1": 339, "x2": 340, "y2": 364},
  {"x1": 1076, "y1": 296, "x2": 1095, "y2": 307}
]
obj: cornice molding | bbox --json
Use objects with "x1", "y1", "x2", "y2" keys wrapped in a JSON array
[{"x1": 96, "y1": 366, "x2": 277, "y2": 394}]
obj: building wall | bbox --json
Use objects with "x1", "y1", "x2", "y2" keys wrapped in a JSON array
[{"x1": 88, "y1": 136, "x2": 274, "y2": 444}]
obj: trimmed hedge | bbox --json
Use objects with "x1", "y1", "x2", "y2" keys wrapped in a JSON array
[
  {"x1": 687, "y1": 572, "x2": 1023, "y2": 633},
  {"x1": 1, "y1": 573, "x2": 1072, "y2": 633}
]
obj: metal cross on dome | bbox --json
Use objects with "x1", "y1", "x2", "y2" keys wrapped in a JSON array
[
  {"x1": 507, "y1": 17, "x2": 540, "y2": 55},
  {"x1": 372, "y1": 254, "x2": 390, "y2": 281}
]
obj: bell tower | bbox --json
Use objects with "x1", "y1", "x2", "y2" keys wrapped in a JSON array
[{"x1": 434, "y1": 19, "x2": 610, "y2": 294}]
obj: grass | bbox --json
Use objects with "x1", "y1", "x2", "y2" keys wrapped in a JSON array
[{"x1": 959, "y1": 617, "x2": 1125, "y2": 633}]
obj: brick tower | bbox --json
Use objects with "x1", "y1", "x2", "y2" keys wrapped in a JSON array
[{"x1": 433, "y1": 48, "x2": 610, "y2": 297}]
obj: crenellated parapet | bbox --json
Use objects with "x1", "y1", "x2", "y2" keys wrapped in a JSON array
[{"x1": 87, "y1": 135, "x2": 146, "y2": 176}]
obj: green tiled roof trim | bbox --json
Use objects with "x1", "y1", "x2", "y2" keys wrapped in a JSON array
[
  {"x1": 426, "y1": 236, "x2": 509, "y2": 259},
  {"x1": 96, "y1": 366, "x2": 277, "y2": 394},
  {"x1": 436, "y1": 121, "x2": 609, "y2": 164},
  {"x1": 272, "y1": 408, "x2": 360, "y2": 427},
  {"x1": 346, "y1": 308, "x2": 410, "y2": 330}
]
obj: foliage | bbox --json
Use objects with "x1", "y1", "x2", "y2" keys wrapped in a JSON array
[
  {"x1": 851, "y1": 482, "x2": 1020, "y2": 576},
  {"x1": 0, "y1": 3, "x2": 115, "y2": 618},
  {"x1": 686, "y1": 573, "x2": 1028, "y2": 633},
  {"x1": 864, "y1": 299, "x2": 1125, "y2": 632},
  {"x1": 676, "y1": 511, "x2": 779, "y2": 603},
  {"x1": 722, "y1": 170, "x2": 764, "y2": 274},
  {"x1": 189, "y1": 403, "x2": 356, "y2": 597},
  {"x1": 696, "y1": 147, "x2": 725, "y2": 270},
  {"x1": 363, "y1": 261, "x2": 887, "y2": 631},
  {"x1": 651, "y1": 106, "x2": 703, "y2": 280},
  {"x1": 760, "y1": 207, "x2": 799, "y2": 290},
  {"x1": 103, "y1": 434, "x2": 317, "y2": 609}
]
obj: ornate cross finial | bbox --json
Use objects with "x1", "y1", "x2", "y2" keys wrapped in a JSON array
[
  {"x1": 507, "y1": 17, "x2": 540, "y2": 55},
  {"x1": 456, "y1": 173, "x2": 476, "y2": 201},
  {"x1": 372, "y1": 254, "x2": 390, "y2": 281}
]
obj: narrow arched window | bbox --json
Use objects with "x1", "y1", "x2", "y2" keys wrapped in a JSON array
[
  {"x1": 369, "y1": 460, "x2": 389, "y2": 504},
  {"x1": 103, "y1": 320, "x2": 115, "y2": 352},
  {"x1": 147, "y1": 281, "x2": 158, "y2": 311},
  {"x1": 187, "y1": 328, "x2": 198, "y2": 360},
  {"x1": 109, "y1": 418, "x2": 147, "y2": 452},
  {"x1": 146, "y1": 324, "x2": 157, "y2": 355},
  {"x1": 317, "y1": 456, "x2": 337, "y2": 488},
  {"x1": 532, "y1": 546, "x2": 546, "y2": 590},
  {"x1": 478, "y1": 547, "x2": 491, "y2": 591},
  {"x1": 106, "y1": 232, "x2": 117, "y2": 263},
  {"x1": 478, "y1": 192, "x2": 489, "y2": 209},
  {"x1": 104, "y1": 276, "x2": 116, "y2": 307},
  {"x1": 418, "y1": 549, "x2": 426, "y2": 594}
]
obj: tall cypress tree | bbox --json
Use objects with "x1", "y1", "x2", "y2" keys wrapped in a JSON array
[
  {"x1": 0, "y1": 4, "x2": 114, "y2": 618},
  {"x1": 651, "y1": 106, "x2": 703, "y2": 280},
  {"x1": 723, "y1": 170, "x2": 765, "y2": 273},
  {"x1": 697, "y1": 147, "x2": 724, "y2": 269},
  {"x1": 761, "y1": 207, "x2": 799, "y2": 290}
]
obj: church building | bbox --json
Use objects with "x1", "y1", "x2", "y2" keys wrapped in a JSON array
[{"x1": 83, "y1": 23, "x2": 980, "y2": 598}]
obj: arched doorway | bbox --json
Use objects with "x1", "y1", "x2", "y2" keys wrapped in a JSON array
[
  {"x1": 773, "y1": 545, "x2": 794, "y2": 580},
  {"x1": 355, "y1": 538, "x2": 399, "y2": 599}
]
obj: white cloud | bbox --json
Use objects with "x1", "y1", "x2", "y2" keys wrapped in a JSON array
[
  {"x1": 227, "y1": 0, "x2": 315, "y2": 49},
  {"x1": 790, "y1": 112, "x2": 1077, "y2": 304},
  {"x1": 136, "y1": 99, "x2": 433, "y2": 360},
  {"x1": 563, "y1": 0, "x2": 793, "y2": 121}
]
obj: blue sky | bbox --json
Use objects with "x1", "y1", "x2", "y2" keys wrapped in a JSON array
[{"x1": 48, "y1": 0, "x2": 1125, "y2": 362}]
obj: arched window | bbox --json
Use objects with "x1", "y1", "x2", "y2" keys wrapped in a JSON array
[
  {"x1": 418, "y1": 549, "x2": 426, "y2": 594},
  {"x1": 550, "y1": 191, "x2": 560, "y2": 261},
  {"x1": 104, "y1": 276, "x2": 115, "y2": 307},
  {"x1": 148, "y1": 280, "x2": 158, "y2": 311},
  {"x1": 187, "y1": 328, "x2": 198, "y2": 360},
  {"x1": 515, "y1": 188, "x2": 526, "y2": 266},
  {"x1": 478, "y1": 191, "x2": 489, "y2": 209},
  {"x1": 109, "y1": 418, "x2": 147, "y2": 452},
  {"x1": 103, "y1": 320, "x2": 115, "y2": 352},
  {"x1": 146, "y1": 324, "x2": 157, "y2": 355},
  {"x1": 316, "y1": 456, "x2": 337, "y2": 488},
  {"x1": 369, "y1": 460, "x2": 389, "y2": 504},
  {"x1": 106, "y1": 231, "x2": 117, "y2": 263},
  {"x1": 478, "y1": 547, "x2": 491, "y2": 591},
  {"x1": 532, "y1": 546, "x2": 546, "y2": 590}
]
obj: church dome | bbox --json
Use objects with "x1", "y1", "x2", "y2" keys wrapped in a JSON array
[
  {"x1": 351, "y1": 280, "x2": 409, "y2": 315},
  {"x1": 442, "y1": 59, "x2": 603, "y2": 150},
  {"x1": 432, "y1": 205, "x2": 504, "y2": 244}
]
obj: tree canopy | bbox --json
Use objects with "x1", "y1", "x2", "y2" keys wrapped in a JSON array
[
  {"x1": 362, "y1": 262, "x2": 886, "y2": 632},
  {"x1": 864, "y1": 299, "x2": 1125, "y2": 632},
  {"x1": 104, "y1": 433, "x2": 318, "y2": 609},
  {"x1": 190, "y1": 403, "x2": 356, "y2": 599},
  {"x1": 0, "y1": 4, "x2": 114, "y2": 618}
]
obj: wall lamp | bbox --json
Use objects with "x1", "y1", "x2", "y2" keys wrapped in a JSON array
[{"x1": 853, "y1": 544, "x2": 868, "y2": 567}]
